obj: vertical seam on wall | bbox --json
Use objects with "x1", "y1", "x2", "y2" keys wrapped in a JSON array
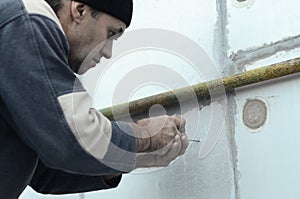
[{"x1": 214, "y1": 0, "x2": 241, "y2": 198}]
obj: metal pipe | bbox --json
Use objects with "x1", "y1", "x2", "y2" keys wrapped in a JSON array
[{"x1": 100, "y1": 57, "x2": 300, "y2": 120}]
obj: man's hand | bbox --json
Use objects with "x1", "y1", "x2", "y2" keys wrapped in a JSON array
[
  {"x1": 136, "y1": 132, "x2": 189, "y2": 168},
  {"x1": 132, "y1": 115, "x2": 189, "y2": 168}
]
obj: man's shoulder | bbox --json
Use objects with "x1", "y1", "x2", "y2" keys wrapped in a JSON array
[{"x1": 22, "y1": 0, "x2": 64, "y2": 33}]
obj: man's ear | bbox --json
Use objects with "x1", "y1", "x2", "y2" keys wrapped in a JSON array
[{"x1": 70, "y1": 1, "x2": 87, "y2": 23}]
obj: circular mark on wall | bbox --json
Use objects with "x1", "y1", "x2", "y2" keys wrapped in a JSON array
[
  {"x1": 243, "y1": 98, "x2": 268, "y2": 131},
  {"x1": 232, "y1": 0, "x2": 255, "y2": 8}
]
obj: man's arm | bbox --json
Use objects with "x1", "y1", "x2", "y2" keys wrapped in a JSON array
[
  {"x1": 29, "y1": 115, "x2": 188, "y2": 194},
  {"x1": 30, "y1": 161, "x2": 122, "y2": 194},
  {"x1": 0, "y1": 13, "x2": 135, "y2": 175}
]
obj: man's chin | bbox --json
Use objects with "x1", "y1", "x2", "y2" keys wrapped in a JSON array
[{"x1": 77, "y1": 63, "x2": 97, "y2": 75}]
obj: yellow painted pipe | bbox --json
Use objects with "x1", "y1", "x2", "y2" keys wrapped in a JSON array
[{"x1": 100, "y1": 57, "x2": 300, "y2": 120}]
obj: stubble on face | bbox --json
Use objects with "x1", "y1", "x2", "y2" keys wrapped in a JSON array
[{"x1": 64, "y1": 4, "x2": 126, "y2": 74}]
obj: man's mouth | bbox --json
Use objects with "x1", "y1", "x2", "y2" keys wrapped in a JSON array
[{"x1": 93, "y1": 57, "x2": 101, "y2": 64}]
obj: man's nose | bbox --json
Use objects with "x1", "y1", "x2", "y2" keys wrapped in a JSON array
[{"x1": 101, "y1": 39, "x2": 113, "y2": 59}]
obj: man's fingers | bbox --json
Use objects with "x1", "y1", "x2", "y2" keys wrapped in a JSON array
[
  {"x1": 174, "y1": 134, "x2": 182, "y2": 156},
  {"x1": 161, "y1": 135, "x2": 181, "y2": 165},
  {"x1": 159, "y1": 139, "x2": 174, "y2": 155},
  {"x1": 171, "y1": 115, "x2": 186, "y2": 133},
  {"x1": 165, "y1": 142, "x2": 179, "y2": 163},
  {"x1": 179, "y1": 134, "x2": 189, "y2": 155},
  {"x1": 137, "y1": 133, "x2": 188, "y2": 168}
]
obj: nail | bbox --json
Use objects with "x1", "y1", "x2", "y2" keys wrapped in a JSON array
[{"x1": 188, "y1": 139, "x2": 200, "y2": 143}]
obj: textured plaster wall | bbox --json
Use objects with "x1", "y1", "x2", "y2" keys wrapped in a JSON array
[{"x1": 229, "y1": 0, "x2": 300, "y2": 198}]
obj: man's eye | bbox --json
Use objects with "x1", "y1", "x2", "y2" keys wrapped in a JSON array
[{"x1": 108, "y1": 31, "x2": 115, "y2": 38}]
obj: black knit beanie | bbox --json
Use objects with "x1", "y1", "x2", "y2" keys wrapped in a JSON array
[{"x1": 76, "y1": 0, "x2": 133, "y2": 27}]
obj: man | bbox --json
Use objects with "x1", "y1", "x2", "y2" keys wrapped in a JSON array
[{"x1": 0, "y1": 0, "x2": 189, "y2": 197}]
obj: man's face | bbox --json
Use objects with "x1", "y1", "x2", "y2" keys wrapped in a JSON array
[{"x1": 64, "y1": 2, "x2": 126, "y2": 74}]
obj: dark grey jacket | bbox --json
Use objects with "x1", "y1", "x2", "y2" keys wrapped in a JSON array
[{"x1": 0, "y1": 0, "x2": 136, "y2": 198}]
